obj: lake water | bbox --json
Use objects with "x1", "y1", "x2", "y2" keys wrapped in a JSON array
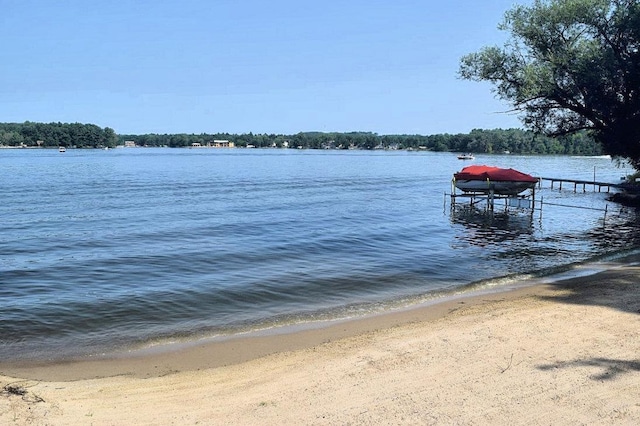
[{"x1": 1, "y1": 148, "x2": 638, "y2": 362}]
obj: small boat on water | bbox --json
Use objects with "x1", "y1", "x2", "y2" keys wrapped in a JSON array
[
  {"x1": 58, "y1": 146, "x2": 66, "y2": 152},
  {"x1": 453, "y1": 165, "x2": 538, "y2": 196},
  {"x1": 457, "y1": 153, "x2": 475, "y2": 160}
]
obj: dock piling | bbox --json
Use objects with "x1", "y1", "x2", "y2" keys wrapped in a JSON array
[{"x1": 538, "y1": 177, "x2": 620, "y2": 193}]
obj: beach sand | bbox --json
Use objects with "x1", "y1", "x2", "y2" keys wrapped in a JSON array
[{"x1": 1, "y1": 258, "x2": 639, "y2": 425}]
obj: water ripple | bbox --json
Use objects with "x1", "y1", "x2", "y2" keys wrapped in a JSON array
[{"x1": 1, "y1": 149, "x2": 637, "y2": 361}]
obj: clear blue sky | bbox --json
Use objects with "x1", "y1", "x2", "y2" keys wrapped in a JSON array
[{"x1": 1, "y1": 0, "x2": 529, "y2": 135}]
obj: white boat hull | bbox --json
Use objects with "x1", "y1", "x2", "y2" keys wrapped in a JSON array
[
  {"x1": 457, "y1": 154, "x2": 474, "y2": 160},
  {"x1": 454, "y1": 179, "x2": 536, "y2": 196}
]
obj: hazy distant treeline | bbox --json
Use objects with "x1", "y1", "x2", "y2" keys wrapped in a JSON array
[
  {"x1": 0, "y1": 122, "x2": 117, "y2": 148},
  {"x1": 0, "y1": 121, "x2": 602, "y2": 155},
  {"x1": 119, "y1": 129, "x2": 602, "y2": 155}
]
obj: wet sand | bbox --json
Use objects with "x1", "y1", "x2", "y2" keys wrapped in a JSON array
[{"x1": 2, "y1": 257, "x2": 639, "y2": 425}]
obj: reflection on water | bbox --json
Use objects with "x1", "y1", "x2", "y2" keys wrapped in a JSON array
[
  {"x1": 450, "y1": 204, "x2": 535, "y2": 247},
  {"x1": 587, "y1": 210, "x2": 640, "y2": 252},
  {"x1": 449, "y1": 196, "x2": 640, "y2": 278}
]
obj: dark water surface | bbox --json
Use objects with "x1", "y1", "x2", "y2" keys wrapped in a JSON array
[{"x1": 1, "y1": 148, "x2": 638, "y2": 361}]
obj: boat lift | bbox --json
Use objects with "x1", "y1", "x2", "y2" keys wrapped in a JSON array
[
  {"x1": 446, "y1": 176, "x2": 626, "y2": 227},
  {"x1": 446, "y1": 180, "x2": 537, "y2": 214}
]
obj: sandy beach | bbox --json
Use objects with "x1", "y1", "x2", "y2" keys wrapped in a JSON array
[{"x1": 2, "y1": 258, "x2": 639, "y2": 425}]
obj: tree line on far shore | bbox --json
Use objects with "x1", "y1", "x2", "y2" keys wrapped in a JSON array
[
  {"x1": 120, "y1": 128, "x2": 601, "y2": 155},
  {"x1": 0, "y1": 122, "x2": 117, "y2": 149},
  {"x1": 0, "y1": 121, "x2": 602, "y2": 156}
]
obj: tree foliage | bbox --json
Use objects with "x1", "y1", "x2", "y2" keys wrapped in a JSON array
[
  {"x1": 459, "y1": 0, "x2": 640, "y2": 167},
  {"x1": 118, "y1": 128, "x2": 602, "y2": 155},
  {"x1": 0, "y1": 121, "x2": 602, "y2": 155},
  {"x1": 0, "y1": 122, "x2": 117, "y2": 148}
]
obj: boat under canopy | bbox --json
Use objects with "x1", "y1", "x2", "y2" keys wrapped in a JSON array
[{"x1": 453, "y1": 165, "x2": 538, "y2": 196}]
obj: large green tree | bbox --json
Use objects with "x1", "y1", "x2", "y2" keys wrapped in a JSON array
[{"x1": 460, "y1": 0, "x2": 640, "y2": 167}]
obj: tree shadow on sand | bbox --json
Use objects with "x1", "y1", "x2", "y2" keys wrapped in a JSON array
[
  {"x1": 537, "y1": 358, "x2": 640, "y2": 381},
  {"x1": 537, "y1": 261, "x2": 640, "y2": 316},
  {"x1": 534, "y1": 257, "x2": 640, "y2": 380}
]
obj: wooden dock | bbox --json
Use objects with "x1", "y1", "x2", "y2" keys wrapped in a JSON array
[{"x1": 538, "y1": 177, "x2": 622, "y2": 193}]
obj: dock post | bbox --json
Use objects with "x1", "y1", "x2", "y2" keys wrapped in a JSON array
[{"x1": 531, "y1": 185, "x2": 536, "y2": 211}]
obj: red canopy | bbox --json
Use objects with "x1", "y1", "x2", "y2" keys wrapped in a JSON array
[{"x1": 454, "y1": 165, "x2": 538, "y2": 183}]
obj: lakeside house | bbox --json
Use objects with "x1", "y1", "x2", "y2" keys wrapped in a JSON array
[
  {"x1": 191, "y1": 140, "x2": 235, "y2": 148},
  {"x1": 211, "y1": 140, "x2": 234, "y2": 148}
]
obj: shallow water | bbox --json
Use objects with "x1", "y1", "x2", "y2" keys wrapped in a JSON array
[{"x1": 1, "y1": 148, "x2": 638, "y2": 361}]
